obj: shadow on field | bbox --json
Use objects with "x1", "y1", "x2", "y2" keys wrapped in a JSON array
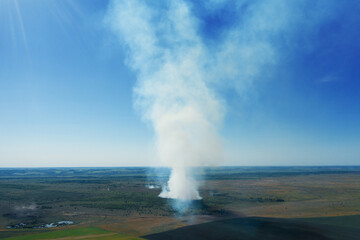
[{"x1": 143, "y1": 216, "x2": 360, "y2": 240}]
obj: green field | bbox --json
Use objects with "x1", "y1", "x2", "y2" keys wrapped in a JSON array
[{"x1": 2, "y1": 227, "x2": 144, "y2": 240}]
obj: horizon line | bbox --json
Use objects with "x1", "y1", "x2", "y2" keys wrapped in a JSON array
[{"x1": 1, "y1": 165, "x2": 360, "y2": 169}]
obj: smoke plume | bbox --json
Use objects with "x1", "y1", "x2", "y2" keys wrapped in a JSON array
[
  {"x1": 106, "y1": 0, "x2": 339, "y2": 202},
  {"x1": 106, "y1": 0, "x2": 224, "y2": 201}
]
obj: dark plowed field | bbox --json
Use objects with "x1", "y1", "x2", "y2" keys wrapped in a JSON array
[{"x1": 144, "y1": 216, "x2": 360, "y2": 240}]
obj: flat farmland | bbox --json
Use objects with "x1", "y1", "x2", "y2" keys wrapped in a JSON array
[{"x1": 0, "y1": 167, "x2": 359, "y2": 239}]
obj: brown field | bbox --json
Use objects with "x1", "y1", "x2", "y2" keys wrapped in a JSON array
[{"x1": 201, "y1": 173, "x2": 360, "y2": 218}]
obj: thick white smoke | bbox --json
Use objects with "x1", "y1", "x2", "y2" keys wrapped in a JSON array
[
  {"x1": 106, "y1": 0, "x2": 223, "y2": 201},
  {"x1": 106, "y1": 0, "x2": 339, "y2": 202}
]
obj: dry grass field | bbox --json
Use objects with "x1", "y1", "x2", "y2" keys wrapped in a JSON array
[{"x1": 201, "y1": 173, "x2": 360, "y2": 218}]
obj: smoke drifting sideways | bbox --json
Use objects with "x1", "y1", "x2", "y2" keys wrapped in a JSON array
[{"x1": 105, "y1": 0, "x2": 340, "y2": 205}]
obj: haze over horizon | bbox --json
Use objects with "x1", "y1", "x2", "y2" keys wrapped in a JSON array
[{"x1": 1, "y1": 0, "x2": 360, "y2": 167}]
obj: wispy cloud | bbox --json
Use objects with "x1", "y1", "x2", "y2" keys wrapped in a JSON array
[{"x1": 318, "y1": 75, "x2": 340, "y2": 83}]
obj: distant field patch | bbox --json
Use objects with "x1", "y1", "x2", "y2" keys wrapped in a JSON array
[{"x1": 2, "y1": 227, "x2": 144, "y2": 240}]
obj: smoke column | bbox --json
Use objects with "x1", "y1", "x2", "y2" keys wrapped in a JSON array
[
  {"x1": 106, "y1": 0, "x2": 224, "y2": 201},
  {"x1": 106, "y1": 0, "x2": 339, "y2": 201}
]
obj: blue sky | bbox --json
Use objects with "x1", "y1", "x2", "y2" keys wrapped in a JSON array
[{"x1": 0, "y1": 0, "x2": 359, "y2": 167}]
